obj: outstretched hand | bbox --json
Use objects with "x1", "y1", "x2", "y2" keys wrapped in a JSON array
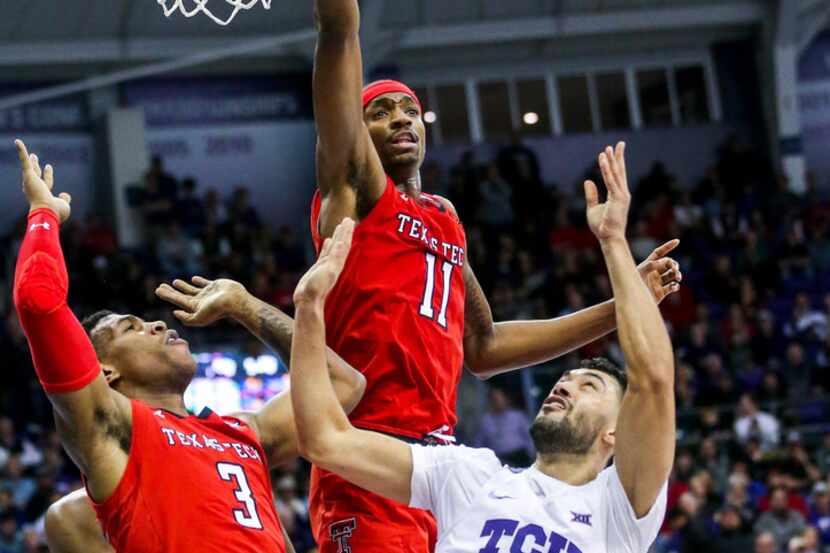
[
  {"x1": 155, "y1": 276, "x2": 247, "y2": 327},
  {"x1": 584, "y1": 142, "x2": 630, "y2": 242},
  {"x1": 15, "y1": 139, "x2": 71, "y2": 223},
  {"x1": 638, "y1": 239, "x2": 683, "y2": 304},
  {"x1": 294, "y1": 218, "x2": 355, "y2": 305}
]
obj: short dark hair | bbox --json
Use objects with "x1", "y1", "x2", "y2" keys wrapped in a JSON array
[
  {"x1": 570, "y1": 357, "x2": 627, "y2": 393},
  {"x1": 81, "y1": 310, "x2": 115, "y2": 358}
]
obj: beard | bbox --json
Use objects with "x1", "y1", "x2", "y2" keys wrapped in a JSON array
[{"x1": 529, "y1": 409, "x2": 603, "y2": 457}]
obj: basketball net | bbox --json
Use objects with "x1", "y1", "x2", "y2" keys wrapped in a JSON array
[{"x1": 157, "y1": 0, "x2": 272, "y2": 26}]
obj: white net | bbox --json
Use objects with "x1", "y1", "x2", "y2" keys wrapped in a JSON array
[{"x1": 157, "y1": 0, "x2": 272, "y2": 26}]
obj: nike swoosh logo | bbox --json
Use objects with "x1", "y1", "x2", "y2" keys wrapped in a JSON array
[{"x1": 488, "y1": 491, "x2": 513, "y2": 500}]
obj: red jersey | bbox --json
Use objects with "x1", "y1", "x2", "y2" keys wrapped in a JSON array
[
  {"x1": 309, "y1": 177, "x2": 466, "y2": 439},
  {"x1": 90, "y1": 400, "x2": 285, "y2": 553}
]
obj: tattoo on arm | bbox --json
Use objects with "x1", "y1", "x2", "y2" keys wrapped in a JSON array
[
  {"x1": 255, "y1": 306, "x2": 294, "y2": 362},
  {"x1": 463, "y1": 267, "x2": 494, "y2": 342}
]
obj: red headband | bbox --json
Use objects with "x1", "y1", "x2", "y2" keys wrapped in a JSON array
[{"x1": 362, "y1": 80, "x2": 422, "y2": 111}]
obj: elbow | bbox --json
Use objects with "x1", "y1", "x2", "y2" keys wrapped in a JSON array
[
  {"x1": 465, "y1": 361, "x2": 496, "y2": 381},
  {"x1": 628, "y1": 363, "x2": 674, "y2": 394},
  {"x1": 346, "y1": 372, "x2": 367, "y2": 414},
  {"x1": 297, "y1": 434, "x2": 337, "y2": 468}
]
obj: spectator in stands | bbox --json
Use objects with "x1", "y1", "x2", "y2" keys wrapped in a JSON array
[
  {"x1": 476, "y1": 162, "x2": 514, "y2": 232},
  {"x1": 734, "y1": 394, "x2": 781, "y2": 451},
  {"x1": 156, "y1": 222, "x2": 203, "y2": 278},
  {"x1": 176, "y1": 177, "x2": 207, "y2": 237},
  {"x1": 474, "y1": 387, "x2": 534, "y2": 466},
  {"x1": 0, "y1": 457, "x2": 34, "y2": 511},
  {"x1": 799, "y1": 526, "x2": 820, "y2": 553},
  {"x1": 712, "y1": 504, "x2": 754, "y2": 553},
  {"x1": 148, "y1": 155, "x2": 178, "y2": 202},
  {"x1": 808, "y1": 482, "x2": 830, "y2": 548},
  {"x1": 0, "y1": 511, "x2": 20, "y2": 553},
  {"x1": 755, "y1": 487, "x2": 808, "y2": 551},
  {"x1": 141, "y1": 171, "x2": 174, "y2": 238},
  {"x1": 754, "y1": 531, "x2": 777, "y2": 553}
]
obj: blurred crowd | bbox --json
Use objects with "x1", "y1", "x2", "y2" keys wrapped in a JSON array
[{"x1": 0, "y1": 135, "x2": 827, "y2": 552}]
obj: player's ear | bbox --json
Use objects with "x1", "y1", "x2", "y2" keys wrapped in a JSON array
[
  {"x1": 602, "y1": 428, "x2": 616, "y2": 449},
  {"x1": 101, "y1": 363, "x2": 121, "y2": 388}
]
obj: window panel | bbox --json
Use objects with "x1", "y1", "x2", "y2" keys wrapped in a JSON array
[
  {"x1": 477, "y1": 81, "x2": 513, "y2": 142},
  {"x1": 637, "y1": 69, "x2": 672, "y2": 127},
  {"x1": 516, "y1": 79, "x2": 551, "y2": 136},
  {"x1": 558, "y1": 75, "x2": 592, "y2": 134}
]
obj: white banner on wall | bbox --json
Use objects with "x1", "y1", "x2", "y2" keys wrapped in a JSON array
[
  {"x1": 0, "y1": 134, "x2": 94, "y2": 234},
  {"x1": 799, "y1": 30, "x2": 830, "y2": 187},
  {"x1": 145, "y1": 121, "x2": 317, "y2": 230}
]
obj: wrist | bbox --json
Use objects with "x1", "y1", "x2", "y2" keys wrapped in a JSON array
[
  {"x1": 227, "y1": 290, "x2": 257, "y2": 323},
  {"x1": 28, "y1": 206, "x2": 60, "y2": 224},
  {"x1": 598, "y1": 235, "x2": 628, "y2": 250},
  {"x1": 294, "y1": 294, "x2": 326, "y2": 314}
]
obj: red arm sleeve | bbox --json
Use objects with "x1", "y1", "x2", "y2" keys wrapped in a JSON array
[{"x1": 13, "y1": 208, "x2": 101, "y2": 394}]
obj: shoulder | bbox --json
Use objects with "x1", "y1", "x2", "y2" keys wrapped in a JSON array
[
  {"x1": 411, "y1": 444, "x2": 502, "y2": 477},
  {"x1": 430, "y1": 194, "x2": 459, "y2": 219},
  {"x1": 45, "y1": 489, "x2": 96, "y2": 534}
]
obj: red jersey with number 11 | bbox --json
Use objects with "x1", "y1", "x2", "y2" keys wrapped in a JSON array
[
  {"x1": 89, "y1": 399, "x2": 285, "y2": 553},
  {"x1": 309, "y1": 176, "x2": 466, "y2": 439}
]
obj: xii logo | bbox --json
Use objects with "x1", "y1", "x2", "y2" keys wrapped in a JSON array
[{"x1": 329, "y1": 518, "x2": 357, "y2": 553}]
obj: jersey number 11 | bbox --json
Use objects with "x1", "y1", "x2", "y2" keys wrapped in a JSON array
[{"x1": 419, "y1": 252, "x2": 455, "y2": 328}]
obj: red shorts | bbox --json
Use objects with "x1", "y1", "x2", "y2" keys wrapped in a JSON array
[{"x1": 310, "y1": 466, "x2": 437, "y2": 553}]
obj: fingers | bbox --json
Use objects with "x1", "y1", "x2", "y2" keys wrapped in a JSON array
[
  {"x1": 44, "y1": 164, "x2": 54, "y2": 190},
  {"x1": 660, "y1": 263, "x2": 683, "y2": 285},
  {"x1": 319, "y1": 237, "x2": 333, "y2": 258},
  {"x1": 614, "y1": 141, "x2": 628, "y2": 191},
  {"x1": 14, "y1": 140, "x2": 30, "y2": 170},
  {"x1": 648, "y1": 239, "x2": 680, "y2": 260},
  {"x1": 584, "y1": 180, "x2": 599, "y2": 209},
  {"x1": 155, "y1": 283, "x2": 196, "y2": 311},
  {"x1": 173, "y1": 310, "x2": 196, "y2": 325},
  {"x1": 58, "y1": 192, "x2": 71, "y2": 204},
  {"x1": 30, "y1": 154, "x2": 42, "y2": 179},
  {"x1": 191, "y1": 276, "x2": 211, "y2": 287},
  {"x1": 598, "y1": 151, "x2": 616, "y2": 194},
  {"x1": 172, "y1": 278, "x2": 200, "y2": 295}
]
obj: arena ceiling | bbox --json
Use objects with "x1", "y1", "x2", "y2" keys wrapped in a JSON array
[{"x1": 0, "y1": 0, "x2": 824, "y2": 82}]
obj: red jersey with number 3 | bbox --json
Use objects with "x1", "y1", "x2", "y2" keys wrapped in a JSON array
[
  {"x1": 309, "y1": 176, "x2": 466, "y2": 439},
  {"x1": 89, "y1": 399, "x2": 285, "y2": 553}
]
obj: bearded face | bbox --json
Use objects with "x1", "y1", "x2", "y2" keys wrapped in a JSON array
[
  {"x1": 529, "y1": 368, "x2": 623, "y2": 457},
  {"x1": 530, "y1": 406, "x2": 606, "y2": 456}
]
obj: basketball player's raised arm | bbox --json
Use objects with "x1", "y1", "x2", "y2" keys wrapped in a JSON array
[
  {"x1": 154, "y1": 276, "x2": 366, "y2": 466},
  {"x1": 291, "y1": 220, "x2": 415, "y2": 505},
  {"x1": 313, "y1": 0, "x2": 387, "y2": 236},
  {"x1": 587, "y1": 143, "x2": 675, "y2": 517},
  {"x1": 461, "y1": 239, "x2": 680, "y2": 379},
  {"x1": 45, "y1": 490, "x2": 113, "y2": 553},
  {"x1": 11, "y1": 140, "x2": 131, "y2": 503}
]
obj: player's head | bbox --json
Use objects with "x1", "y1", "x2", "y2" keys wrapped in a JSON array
[
  {"x1": 81, "y1": 310, "x2": 196, "y2": 395},
  {"x1": 362, "y1": 80, "x2": 426, "y2": 172},
  {"x1": 529, "y1": 358, "x2": 627, "y2": 463}
]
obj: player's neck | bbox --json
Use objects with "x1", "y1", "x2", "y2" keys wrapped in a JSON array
[
  {"x1": 532, "y1": 453, "x2": 604, "y2": 486},
  {"x1": 130, "y1": 389, "x2": 189, "y2": 417},
  {"x1": 389, "y1": 167, "x2": 422, "y2": 197}
]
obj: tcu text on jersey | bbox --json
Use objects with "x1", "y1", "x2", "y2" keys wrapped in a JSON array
[{"x1": 479, "y1": 519, "x2": 583, "y2": 553}]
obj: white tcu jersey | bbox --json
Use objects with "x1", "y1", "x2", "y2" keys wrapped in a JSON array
[{"x1": 409, "y1": 444, "x2": 667, "y2": 553}]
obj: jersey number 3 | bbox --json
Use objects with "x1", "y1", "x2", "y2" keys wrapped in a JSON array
[
  {"x1": 419, "y1": 252, "x2": 454, "y2": 328},
  {"x1": 217, "y1": 462, "x2": 263, "y2": 530}
]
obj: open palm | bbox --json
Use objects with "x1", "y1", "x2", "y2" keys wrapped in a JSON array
[
  {"x1": 15, "y1": 140, "x2": 71, "y2": 223},
  {"x1": 584, "y1": 142, "x2": 630, "y2": 242},
  {"x1": 156, "y1": 276, "x2": 247, "y2": 326}
]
